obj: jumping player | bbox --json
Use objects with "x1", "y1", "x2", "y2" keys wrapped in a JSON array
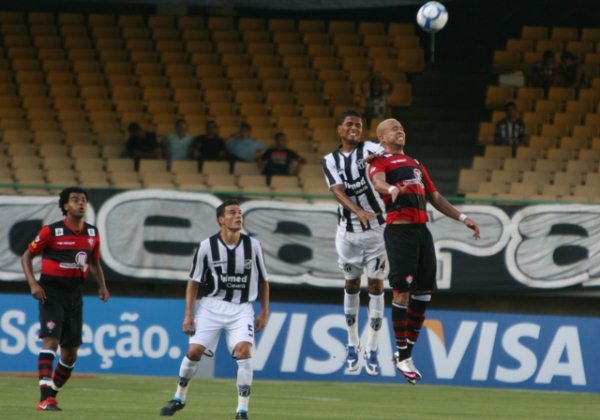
[{"x1": 369, "y1": 119, "x2": 480, "y2": 384}]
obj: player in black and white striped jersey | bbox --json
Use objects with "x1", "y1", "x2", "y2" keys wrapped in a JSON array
[
  {"x1": 322, "y1": 109, "x2": 386, "y2": 376},
  {"x1": 160, "y1": 199, "x2": 269, "y2": 420}
]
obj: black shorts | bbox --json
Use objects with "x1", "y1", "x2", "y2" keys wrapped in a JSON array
[
  {"x1": 383, "y1": 223, "x2": 437, "y2": 292},
  {"x1": 39, "y1": 285, "x2": 83, "y2": 348}
]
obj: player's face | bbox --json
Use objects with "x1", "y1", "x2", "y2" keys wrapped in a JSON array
[
  {"x1": 65, "y1": 193, "x2": 88, "y2": 218},
  {"x1": 381, "y1": 120, "x2": 406, "y2": 148},
  {"x1": 337, "y1": 116, "x2": 363, "y2": 146},
  {"x1": 220, "y1": 205, "x2": 243, "y2": 231}
]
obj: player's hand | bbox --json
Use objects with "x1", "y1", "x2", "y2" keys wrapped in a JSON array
[
  {"x1": 357, "y1": 209, "x2": 378, "y2": 229},
  {"x1": 30, "y1": 283, "x2": 46, "y2": 303},
  {"x1": 255, "y1": 310, "x2": 269, "y2": 333},
  {"x1": 363, "y1": 152, "x2": 382, "y2": 164},
  {"x1": 183, "y1": 315, "x2": 196, "y2": 336},
  {"x1": 464, "y1": 217, "x2": 480, "y2": 239},
  {"x1": 98, "y1": 287, "x2": 110, "y2": 302}
]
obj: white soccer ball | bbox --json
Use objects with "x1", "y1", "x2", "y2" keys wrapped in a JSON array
[{"x1": 416, "y1": 1, "x2": 448, "y2": 33}]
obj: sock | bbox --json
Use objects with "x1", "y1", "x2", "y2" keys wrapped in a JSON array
[
  {"x1": 38, "y1": 350, "x2": 56, "y2": 401},
  {"x1": 392, "y1": 301, "x2": 408, "y2": 360},
  {"x1": 174, "y1": 355, "x2": 200, "y2": 403},
  {"x1": 406, "y1": 294, "x2": 431, "y2": 358},
  {"x1": 50, "y1": 359, "x2": 75, "y2": 397},
  {"x1": 366, "y1": 293, "x2": 384, "y2": 352},
  {"x1": 344, "y1": 291, "x2": 360, "y2": 348},
  {"x1": 236, "y1": 358, "x2": 253, "y2": 413}
]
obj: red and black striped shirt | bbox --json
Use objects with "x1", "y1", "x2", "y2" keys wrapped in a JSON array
[
  {"x1": 28, "y1": 219, "x2": 100, "y2": 288},
  {"x1": 368, "y1": 153, "x2": 436, "y2": 224}
]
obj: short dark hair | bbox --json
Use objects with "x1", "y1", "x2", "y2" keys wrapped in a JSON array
[
  {"x1": 240, "y1": 122, "x2": 252, "y2": 130},
  {"x1": 206, "y1": 120, "x2": 217, "y2": 129},
  {"x1": 216, "y1": 199, "x2": 241, "y2": 221},
  {"x1": 128, "y1": 122, "x2": 141, "y2": 133},
  {"x1": 274, "y1": 132, "x2": 286, "y2": 141},
  {"x1": 58, "y1": 186, "x2": 88, "y2": 216},
  {"x1": 504, "y1": 101, "x2": 516, "y2": 110},
  {"x1": 337, "y1": 109, "x2": 362, "y2": 126}
]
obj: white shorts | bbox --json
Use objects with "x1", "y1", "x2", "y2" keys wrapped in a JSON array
[
  {"x1": 189, "y1": 297, "x2": 255, "y2": 355},
  {"x1": 335, "y1": 224, "x2": 386, "y2": 280}
]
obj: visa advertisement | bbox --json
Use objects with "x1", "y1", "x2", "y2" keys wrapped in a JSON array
[
  {"x1": 215, "y1": 302, "x2": 598, "y2": 393},
  {"x1": 1, "y1": 295, "x2": 597, "y2": 393}
]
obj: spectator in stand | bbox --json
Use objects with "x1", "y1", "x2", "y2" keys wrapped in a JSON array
[
  {"x1": 227, "y1": 123, "x2": 265, "y2": 163},
  {"x1": 126, "y1": 122, "x2": 158, "y2": 171},
  {"x1": 494, "y1": 102, "x2": 528, "y2": 155},
  {"x1": 258, "y1": 132, "x2": 307, "y2": 183},
  {"x1": 361, "y1": 71, "x2": 394, "y2": 129},
  {"x1": 163, "y1": 119, "x2": 195, "y2": 170},
  {"x1": 531, "y1": 50, "x2": 561, "y2": 91},
  {"x1": 559, "y1": 51, "x2": 583, "y2": 88},
  {"x1": 192, "y1": 120, "x2": 228, "y2": 169}
]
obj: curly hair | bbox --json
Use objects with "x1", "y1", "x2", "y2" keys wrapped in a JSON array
[{"x1": 58, "y1": 187, "x2": 88, "y2": 216}]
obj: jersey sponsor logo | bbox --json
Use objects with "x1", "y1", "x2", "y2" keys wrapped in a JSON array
[
  {"x1": 55, "y1": 228, "x2": 64, "y2": 237},
  {"x1": 344, "y1": 178, "x2": 369, "y2": 196},
  {"x1": 391, "y1": 159, "x2": 407, "y2": 164},
  {"x1": 88, "y1": 238, "x2": 95, "y2": 247},
  {"x1": 402, "y1": 168, "x2": 424, "y2": 187},
  {"x1": 56, "y1": 241, "x2": 76, "y2": 246},
  {"x1": 59, "y1": 252, "x2": 88, "y2": 271},
  {"x1": 220, "y1": 274, "x2": 248, "y2": 288}
]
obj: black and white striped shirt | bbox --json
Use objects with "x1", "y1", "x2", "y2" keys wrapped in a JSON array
[
  {"x1": 189, "y1": 233, "x2": 267, "y2": 304},
  {"x1": 322, "y1": 141, "x2": 386, "y2": 232}
]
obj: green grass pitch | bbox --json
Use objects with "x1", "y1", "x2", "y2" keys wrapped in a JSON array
[{"x1": 1, "y1": 374, "x2": 598, "y2": 419}]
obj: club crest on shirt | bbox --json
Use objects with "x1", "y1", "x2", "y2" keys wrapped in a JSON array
[
  {"x1": 356, "y1": 158, "x2": 366, "y2": 170},
  {"x1": 55, "y1": 228, "x2": 64, "y2": 237},
  {"x1": 405, "y1": 274, "x2": 414, "y2": 284},
  {"x1": 87, "y1": 228, "x2": 96, "y2": 237},
  {"x1": 244, "y1": 259, "x2": 252, "y2": 270},
  {"x1": 46, "y1": 321, "x2": 56, "y2": 333},
  {"x1": 413, "y1": 168, "x2": 422, "y2": 183}
]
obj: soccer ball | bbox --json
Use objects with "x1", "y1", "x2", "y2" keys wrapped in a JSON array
[{"x1": 416, "y1": 1, "x2": 448, "y2": 33}]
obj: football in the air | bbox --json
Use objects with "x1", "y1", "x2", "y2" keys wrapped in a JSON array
[{"x1": 416, "y1": 1, "x2": 448, "y2": 33}]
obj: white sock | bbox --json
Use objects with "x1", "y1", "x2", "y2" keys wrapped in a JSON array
[
  {"x1": 366, "y1": 293, "x2": 384, "y2": 352},
  {"x1": 174, "y1": 355, "x2": 200, "y2": 402},
  {"x1": 344, "y1": 291, "x2": 360, "y2": 347},
  {"x1": 236, "y1": 358, "x2": 253, "y2": 413}
]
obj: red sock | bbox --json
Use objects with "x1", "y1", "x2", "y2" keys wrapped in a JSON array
[
  {"x1": 406, "y1": 296, "x2": 429, "y2": 357},
  {"x1": 38, "y1": 350, "x2": 55, "y2": 401},
  {"x1": 391, "y1": 302, "x2": 408, "y2": 359},
  {"x1": 51, "y1": 360, "x2": 75, "y2": 397}
]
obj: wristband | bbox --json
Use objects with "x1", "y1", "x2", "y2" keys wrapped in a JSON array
[
  {"x1": 459, "y1": 213, "x2": 468, "y2": 222},
  {"x1": 388, "y1": 185, "x2": 398, "y2": 194}
]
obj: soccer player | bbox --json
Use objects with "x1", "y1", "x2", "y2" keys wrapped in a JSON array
[
  {"x1": 322, "y1": 109, "x2": 387, "y2": 376},
  {"x1": 21, "y1": 186, "x2": 110, "y2": 411},
  {"x1": 368, "y1": 119, "x2": 480, "y2": 384},
  {"x1": 160, "y1": 199, "x2": 270, "y2": 420}
]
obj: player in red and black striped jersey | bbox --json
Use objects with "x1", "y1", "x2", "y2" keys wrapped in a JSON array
[
  {"x1": 368, "y1": 119, "x2": 480, "y2": 384},
  {"x1": 21, "y1": 187, "x2": 110, "y2": 411}
]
